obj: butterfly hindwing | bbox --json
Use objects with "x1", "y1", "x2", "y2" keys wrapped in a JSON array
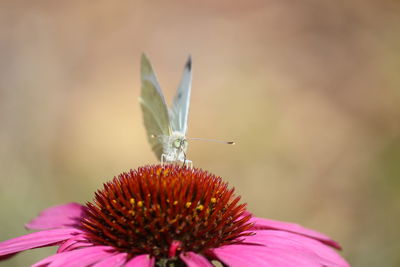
[{"x1": 139, "y1": 54, "x2": 171, "y2": 160}]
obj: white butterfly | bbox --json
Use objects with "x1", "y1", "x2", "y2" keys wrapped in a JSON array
[{"x1": 139, "y1": 54, "x2": 192, "y2": 166}]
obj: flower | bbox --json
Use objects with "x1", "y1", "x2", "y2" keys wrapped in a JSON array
[{"x1": 0, "y1": 165, "x2": 350, "y2": 266}]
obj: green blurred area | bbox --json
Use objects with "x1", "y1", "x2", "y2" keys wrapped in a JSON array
[{"x1": 1, "y1": 1, "x2": 399, "y2": 266}]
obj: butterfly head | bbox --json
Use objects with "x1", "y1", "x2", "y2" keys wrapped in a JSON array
[
  {"x1": 156, "y1": 133, "x2": 188, "y2": 164},
  {"x1": 172, "y1": 137, "x2": 188, "y2": 150}
]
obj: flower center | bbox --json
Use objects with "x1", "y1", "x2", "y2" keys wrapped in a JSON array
[{"x1": 81, "y1": 165, "x2": 253, "y2": 261}]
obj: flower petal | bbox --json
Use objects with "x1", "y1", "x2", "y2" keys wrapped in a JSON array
[
  {"x1": 92, "y1": 252, "x2": 128, "y2": 267},
  {"x1": 0, "y1": 228, "x2": 81, "y2": 257},
  {"x1": 32, "y1": 246, "x2": 115, "y2": 267},
  {"x1": 249, "y1": 216, "x2": 341, "y2": 249},
  {"x1": 180, "y1": 252, "x2": 213, "y2": 267},
  {"x1": 125, "y1": 254, "x2": 154, "y2": 267},
  {"x1": 26, "y1": 203, "x2": 86, "y2": 230},
  {"x1": 244, "y1": 230, "x2": 349, "y2": 267},
  {"x1": 212, "y1": 244, "x2": 324, "y2": 267},
  {"x1": 57, "y1": 236, "x2": 94, "y2": 253},
  {"x1": 57, "y1": 234, "x2": 92, "y2": 253}
]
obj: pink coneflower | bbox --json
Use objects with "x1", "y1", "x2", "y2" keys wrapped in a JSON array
[{"x1": 0, "y1": 165, "x2": 349, "y2": 266}]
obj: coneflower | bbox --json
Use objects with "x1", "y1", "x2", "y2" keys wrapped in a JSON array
[{"x1": 0, "y1": 165, "x2": 349, "y2": 267}]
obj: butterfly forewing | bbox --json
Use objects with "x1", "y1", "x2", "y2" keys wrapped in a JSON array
[
  {"x1": 170, "y1": 56, "x2": 192, "y2": 135},
  {"x1": 139, "y1": 54, "x2": 171, "y2": 160}
]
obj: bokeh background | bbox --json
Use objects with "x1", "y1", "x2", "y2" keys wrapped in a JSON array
[{"x1": 1, "y1": 1, "x2": 399, "y2": 266}]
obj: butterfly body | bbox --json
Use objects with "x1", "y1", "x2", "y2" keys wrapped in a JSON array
[{"x1": 139, "y1": 54, "x2": 192, "y2": 165}]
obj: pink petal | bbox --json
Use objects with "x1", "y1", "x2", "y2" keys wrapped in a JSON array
[
  {"x1": 57, "y1": 234, "x2": 92, "y2": 253},
  {"x1": 212, "y1": 244, "x2": 323, "y2": 267},
  {"x1": 125, "y1": 254, "x2": 154, "y2": 267},
  {"x1": 249, "y1": 216, "x2": 341, "y2": 249},
  {"x1": 26, "y1": 203, "x2": 86, "y2": 230},
  {"x1": 0, "y1": 228, "x2": 81, "y2": 257},
  {"x1": 92, "y1": 252, "x2": 128, "y2": 267},
  {"x1": 180, "y1": 252, "x2": 213, "y2": 267},
  {"x1": 244, "y1": 230, "x2": 349, "y2": 267},
  {"x1": 32, "y1": 246, "x2": 115, "y2": 267}
]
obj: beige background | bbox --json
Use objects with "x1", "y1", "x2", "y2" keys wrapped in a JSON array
[{"x1": 1, "y1": 1, "x2": 399, "y2": 266}]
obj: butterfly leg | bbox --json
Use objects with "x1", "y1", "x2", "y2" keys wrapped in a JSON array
[
  {"x1": 183, "y1": 159, "x2": 193, "y2": 168},
  {"x1": 161, "y1": 154, "x2": 167, "y2": 165}
]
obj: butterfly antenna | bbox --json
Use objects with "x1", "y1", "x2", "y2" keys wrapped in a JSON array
[{"x1": 187, "y1": 137, "x2": 235, "y2": 145}]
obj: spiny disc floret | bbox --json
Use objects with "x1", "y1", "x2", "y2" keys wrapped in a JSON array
[{"x1": 81, "y1": 165, "x2": 253, "y2": 259}]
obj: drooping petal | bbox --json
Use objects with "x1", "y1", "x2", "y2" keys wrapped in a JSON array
[
  {"x1": 57, "y1": 234, "x2": 92, "y2": 253},
  {"x1": 0, "y1": 228, "x2": 81, "y2": 257},
  {"x1": 32, "y1": 246, "x2": 115, "y2": 267},
  {"x1": 180, "y1": 252, "x2": 213, "y2": 267},
  {"x1": 212, "y1": 243, "x2": 324, "y2": 267},
  {"x1": 125, "y1": 254, "x2": 154, "y2": 267},
  {"x1": 249, "y1": 216, "x2": 341, "y2": 249},
  {"x1": 26, "y1": 203, "x2": 86, "y2": 230},
  {"x1": 91, "y1": 252, "x2": 128, "y2": 267},
  {"x1": 243, "y1": 230, "x2": 349, "y2": 267}
]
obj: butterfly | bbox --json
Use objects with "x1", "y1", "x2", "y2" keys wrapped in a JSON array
[{"x1": 139, "y1": 54, "x2": 192, "y2": 166}]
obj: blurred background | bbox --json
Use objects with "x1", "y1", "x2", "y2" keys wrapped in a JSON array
[{"x1": 0, "y1": 1, "x2": 399, "y2": 266}]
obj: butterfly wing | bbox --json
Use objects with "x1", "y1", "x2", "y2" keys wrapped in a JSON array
[
  {"x1": 170, "y1": 55, "x2": 192, "y2": 134},
  {"x1": 139, "y1": 54, "x2": 171, "y2": 160}
]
